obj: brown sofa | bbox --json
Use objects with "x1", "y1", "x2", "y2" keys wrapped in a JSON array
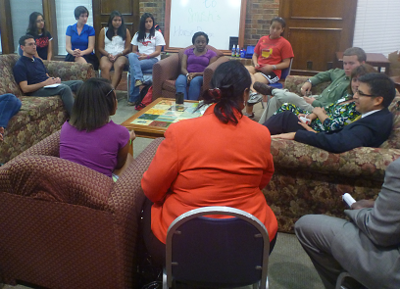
[
  {"x1": 152, "y1": 45, "x2": 229, "y2": 100},
  {"x1": 263, "y1": 75, "x2": 400, "y2": 233},
  {"x1": 0, "y1": 131, "x2": 163, "y2": 289},
  {"x1": 0, "y1": 54, "x2": 94, "y2": 164}
]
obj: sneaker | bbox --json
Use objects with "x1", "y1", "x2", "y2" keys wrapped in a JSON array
[
  {"x1": 247, "y1": 92, "x2": 263, "y2": 104},
  {"x1": 254, "y1": 82, "x2": 273, "y2": 95},
  {"x1": 127, "y1": 101, "x2": 136, "y2": 106},
  {"x1": 134, "y1": 79, "x2": 143, "y2": 87},
  {"x1": 243, "y1": 112, "x2": 255, "y2": 119}
]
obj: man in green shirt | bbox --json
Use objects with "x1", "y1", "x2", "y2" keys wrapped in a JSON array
[{"x1": 252, "y1": 47, "x2": 366, "y2": 120}]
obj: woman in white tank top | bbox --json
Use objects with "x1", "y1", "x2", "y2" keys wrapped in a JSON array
[{"x1": 98, "y1": 11, "x2": 132, "y2": 89}]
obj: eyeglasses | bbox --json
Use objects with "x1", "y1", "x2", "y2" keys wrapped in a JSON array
[
  {"x1": 355, "y1": 89, "x2": 377, "y2": 97},
  {"x1": 106, "y1": 88, "x2": 115, "y2": 98}
]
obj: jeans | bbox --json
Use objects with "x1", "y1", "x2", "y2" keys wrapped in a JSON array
[
  {"x1": 0, "y1": 94, "x2": 22, "y2": 128},
  {"x1": 128, "y1": 53, "x2": 158, "y2": 103},
  {"x1": 30, "y1": 80, "x2": 83, "y2": 115},
  {"x1": 175, "y1": 74, "x2": 203, "y2": 100}
]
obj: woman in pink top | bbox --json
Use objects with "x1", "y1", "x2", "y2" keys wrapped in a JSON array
[
  {"x1": 175, "y1": 31, "x2": 218, "y2": 100},
  {"x1": 60, "y1": 78, "x2": 135, "y2": 179}
]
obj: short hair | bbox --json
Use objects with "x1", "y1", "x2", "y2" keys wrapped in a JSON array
[
  {"x1": 192, "y1": 31, "x2": 209, "y2": 45},
  {"x1": 19, "y1": 34, "x2": 35, "y2": 46},
  {"x1": 358, "y1": 73, "x2": 396, "y2": 108},
  {"x1": 69, "y1": 78, "x2": 117, "y2": 132},
  {"x1": 199, "y1": 61, "x2": 251, "y2": 125},
  {"x1": 270, "y1": 17, "x2": 286, "y2": 28},
  {"x1": 74, "y1": 6, "x2": 89, "y2": 20},
  {"x1": 348, "y1": 64, "x2": 376, "y2": 94},
  {"x1": 343, "y1": 47, "x2": 367, "y2": 63}
]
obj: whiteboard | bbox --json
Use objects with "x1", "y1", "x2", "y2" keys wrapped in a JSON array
[{"x1": 165, "y1": 0, "x2": 246, "y2": 52}]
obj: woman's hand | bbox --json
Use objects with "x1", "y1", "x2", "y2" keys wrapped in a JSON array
[
  {"x1": 259, "y1": 64, "x2": 274, "y2": 74},
  {"x1": 108, "y1": 54, "x2": 116, "y2": 62},
  {"x1": 138, "y1": 54, "x2": 148, "y2": 60},
  {"x1": 312, "y1": 107, "x2": 326, "y2": 117},
  {"x1": 187, "y1": 73, "x2": 195, "y2": 84},
  {"x1": 73, "y1": 49, "x2": 82, "y2": 57},
  {"x1": 129, "y1": 130, "x2": 136, "y2": 142},
  {"x1": 297, "y1": 121, "x2": 317, "y2": 132}
]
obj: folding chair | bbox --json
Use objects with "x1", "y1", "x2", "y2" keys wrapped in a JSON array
[
  {"x1": 258, "y1": 58, "x2": 293, "y2": 124},
  {"x1": 163, "y1": 206, "x2": 270, "y2": 289}
]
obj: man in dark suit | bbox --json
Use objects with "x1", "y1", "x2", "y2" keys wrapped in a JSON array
[
  {"x1": 267, "y1": 73, "x2": 395, "y2": 153},
  {"x1": 295, "y1": 156, "x2": 400, "y2": 289}
]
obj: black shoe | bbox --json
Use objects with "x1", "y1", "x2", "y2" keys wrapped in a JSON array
[{"x1": 254, "y1": 82, "x2": 273, "y2": 95}]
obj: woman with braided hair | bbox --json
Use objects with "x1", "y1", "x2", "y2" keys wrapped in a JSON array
[{"x1": 141, "y1": 61, "x2": 277, "y2": 266}]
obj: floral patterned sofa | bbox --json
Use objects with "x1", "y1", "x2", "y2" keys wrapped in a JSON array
[
  {"x1": 263, "y1": 75, "x2": 400, "y2": 233},
  {"x1": 0, "y1": 54, "x2": 94, "y2": 164}
]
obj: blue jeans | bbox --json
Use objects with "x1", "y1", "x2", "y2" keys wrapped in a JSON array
[
  {"x1": 128, "y1": 53, "x2": 158, "y2": 103},
  {"x1": 0, "y1": 94, "x2": 22, "y2": 128},
  {"x1": 175, "y1": 74, "x2": 203, "y2": 100}
]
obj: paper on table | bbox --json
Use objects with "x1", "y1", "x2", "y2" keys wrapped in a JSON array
[{"x1": 44, "y1": 84, "x2": 61, "y2": 88}]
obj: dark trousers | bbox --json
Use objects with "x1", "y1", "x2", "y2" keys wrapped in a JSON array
[{"x1": 263, "y1": 111, "x2": 306, "y2": 135}]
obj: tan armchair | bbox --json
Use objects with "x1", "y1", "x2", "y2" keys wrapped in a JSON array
[
  {"x1": 0, "y1": 131, "x2": 163, "y2": 289},
  {"x1": 152, "y1": 45, "x2": 229, "y2": 100}
]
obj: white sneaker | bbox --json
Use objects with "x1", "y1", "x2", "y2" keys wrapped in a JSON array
[{"x1": 247, "y1": 92, "x2": 263, "y2": 104}]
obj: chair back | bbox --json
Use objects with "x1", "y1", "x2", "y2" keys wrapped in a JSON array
[
  {"x1": 269, "y1": 58, "x2": 294, "y2": 89},
  {"x1": 165, "y1": 206, "x2": 270, "y2": 289}
]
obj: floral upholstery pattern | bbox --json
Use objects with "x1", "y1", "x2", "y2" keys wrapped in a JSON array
[
  {"x1": 0, "y1": 54, "x2": 94, "y2": 164},
  {"x1": 264, "y1": 75, "x2": 400, "y2": 233}
]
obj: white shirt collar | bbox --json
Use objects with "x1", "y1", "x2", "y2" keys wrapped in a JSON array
[{"x1": 361, "y1": 109, "x2": 381, "y2": 118}]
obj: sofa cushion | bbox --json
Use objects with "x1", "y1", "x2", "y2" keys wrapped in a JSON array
[
  {"x1": 380, "y1": 95, "x2": 400, "y2": 149},
  {"x1": 163, "y1": 79, "x2": 176, "y2": 93},
  {"x1": 0, "y1": 54, "x2": 23, "y2": 96}
]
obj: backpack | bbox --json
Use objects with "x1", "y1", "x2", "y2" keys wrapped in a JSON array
[{"x1": 135, "y1": 86, "x2": 153, "y2": 110}]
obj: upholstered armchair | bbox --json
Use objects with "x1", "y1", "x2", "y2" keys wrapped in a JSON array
[
  {"x1": 152, "y1": 45, "x2": 229, "y2": 100},
  {"x1": 0, "y1": 131, "x2": 163, "y2": 289}
]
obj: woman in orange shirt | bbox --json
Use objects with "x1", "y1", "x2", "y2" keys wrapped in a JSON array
[{"x1": 141, "y1": 61, "x2": 277, "y2": 266}]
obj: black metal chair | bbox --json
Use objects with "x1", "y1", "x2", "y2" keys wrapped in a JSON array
[{"x1": 163, "y1": 206, "x2": 270, "y2": 289}]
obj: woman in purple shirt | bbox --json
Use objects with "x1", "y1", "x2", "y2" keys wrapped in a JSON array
[
  {"x1": 175, "y1": 32, "x2": 218, "y2": 100},
  {"x1": 60, "y1": 78, "x2": 135, "y2": 180}
]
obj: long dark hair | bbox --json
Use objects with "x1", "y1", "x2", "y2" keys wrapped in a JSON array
[
  {"x1": 348, "y1": 64, "x2": 376, "y2": 94},
  {"x1": 70, "y1": 78, "x2": 117, "y2": 132},
  {"x1": 26, "y1": 12, "x2": 47, "y2": 37},
  {"x1": 137, "y1": 13, "x2": 155, "y2": 42},
  {"x1": 199, "y1": 61, "x2": 251, "y2": 125},
  {"x1": 106, "y1": 11, "x2": 127, "y2": 41}
]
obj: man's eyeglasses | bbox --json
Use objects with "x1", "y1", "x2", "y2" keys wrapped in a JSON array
[{"x1": 355, "y1": 89, "x2": 377, "y2": 97}]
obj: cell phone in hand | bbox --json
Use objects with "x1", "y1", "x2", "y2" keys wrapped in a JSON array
[{"x1": 342, "y1": 193, "x2": 356, "y2": 208}]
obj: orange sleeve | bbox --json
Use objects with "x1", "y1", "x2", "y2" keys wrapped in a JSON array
[
  {"x1": 141, "y1": 127, "x2": 179, "y2": 203},
  {"x1": 280, "y1": 38, "x2": 294, "y2": 60}
]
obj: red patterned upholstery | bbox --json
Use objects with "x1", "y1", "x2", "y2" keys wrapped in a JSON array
[{"x1": 0, "y1": 132, "x2": 164, "y2": 288}]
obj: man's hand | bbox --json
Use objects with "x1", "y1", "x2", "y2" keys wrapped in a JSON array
[
  {"x1": 303, "y1": 96, "x2": 316, "y2": 105},
  {"x1": 44, "y1": 77, "x2": 58, "y2": 86},
  {"x1": 351, "y1": 199, "x2": 375, "y2": 210},
  {"x1": 271, "y1": 132, "x2": 296, "y2": 140},
  {"x1": 300, "y1": 82, "x2": 312, "y2": 96}
]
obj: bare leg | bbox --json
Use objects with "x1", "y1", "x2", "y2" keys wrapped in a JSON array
[
  {"x1": 74, "y1": 57, "x2": 87, "y2": 65},
  {"x1": 112, "y1": 56, "x2": 128, "y2": 89},
  {"x1": 100, "y1": 57, "x2": 113, "y2": 81},
  {"x1": 245, "y1": 72, "x2": 270, "y2": 115}
]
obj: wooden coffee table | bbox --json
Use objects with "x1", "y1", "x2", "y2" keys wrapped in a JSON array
[{"x1": 122, "y1": 98, "x2": 203, "y2": 138}]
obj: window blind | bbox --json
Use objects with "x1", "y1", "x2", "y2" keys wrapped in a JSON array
[{"x1": 353, "y1": 0, "x2": 400, "y2": 57}]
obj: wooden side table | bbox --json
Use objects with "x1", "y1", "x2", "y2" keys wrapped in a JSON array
[{"x1": 335, "y1": 52, "x2": 390, "y2": 75}]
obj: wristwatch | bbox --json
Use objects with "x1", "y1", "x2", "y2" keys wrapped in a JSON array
[{"x1": 307, "y1": 79, "x2": 313, "y2": 85}]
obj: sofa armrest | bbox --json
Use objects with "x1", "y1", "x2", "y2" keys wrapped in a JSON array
[
  {"x1": 284, "y1": 75, "x2": 331, "y2": 95},
  {"x1": 270, "y1": 139, "x2": 400, "y2": 180},
  {"x1": 44, "y1": 61, "x2": 95, "y2": 81},
  {"x1": 203, "y1": 56, "x2": 230, "y2": 91},
  {"x1": 16, "y1": 130, "x2": 61, "y2": 159},
  {"x1": 152, "y1": 54, "x2": 180, "y2": 100}
]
